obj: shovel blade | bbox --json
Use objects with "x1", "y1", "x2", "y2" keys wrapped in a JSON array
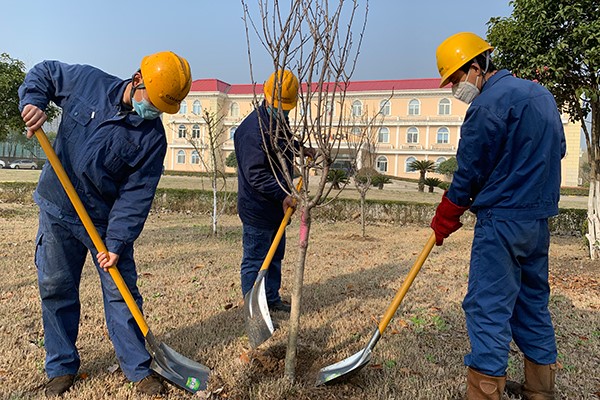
[
  {"x1": 244, "y1": 275, "x2": 274, "y2": 348},
  {"x1": 316, "y1": 347, "x2": 372, "y2": 386},
  {"x1": 150, "y1": 341, "x2": 211, "y2": 393}
]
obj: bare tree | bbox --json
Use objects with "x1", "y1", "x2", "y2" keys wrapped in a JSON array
[
  {"x1": 242, "y1": 0, "x2": 368, "y2": 381},
  {"x1": 345, "y1": 105, "x2": 385, "y2": 237},
  {"x1": 186, "y1": 108, "x2": 232, "y2": 236}
]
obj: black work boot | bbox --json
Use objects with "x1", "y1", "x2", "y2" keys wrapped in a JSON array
[
  {"x1": 136, "y1": 373, "x2": 167, "y2": 395},
  {"x1": 44, "y1": 374, "x2": 75, "y2": 397},
  {"x1": 268, "y1": 300, "x2": 291, "y2": 313}
]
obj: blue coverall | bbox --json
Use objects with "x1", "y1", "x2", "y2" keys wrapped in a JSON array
[
  {"x1": 234, "y1": 103, "x2": 294, "y2": 305},
  {"x1": 447, "y1": 70, "x2": 566, "y2": 376},
  {"x1": 19, "y1": 61, "x2": 166, "y2": 382}
]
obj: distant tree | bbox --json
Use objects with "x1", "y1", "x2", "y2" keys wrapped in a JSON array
[
  {"x1": 327, "y1": 169, "x2": 349, "y2": 190},
  {"x1": 487, "y1": 0, "x2": 600, "y2": 259},
  {"x1": 409, "y1": 159, "x2": 436, "y2": 192},
  {"x1": 0, "y1": 53, "x2": 59, "y2": 141},
  {"x1": 437, "y1": 157, "x2": 458, "y2": 179},
  {"x1": 424, "y1": 177, "x2": 442, "y2": 193},
  {"x1": 225, "y1": 151, "x2": 238, "y2": 169}
]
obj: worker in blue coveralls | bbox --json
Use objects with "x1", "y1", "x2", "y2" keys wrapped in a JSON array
[
  {"x1": 19, "y1": 51, "x2": 192, "y2": 397},
  {"x1": 430, "y1": 33, "x2": 565, "y2": 400},
  {"x1": 235, "y1": 69, "x2": 313, "y2": 314}
]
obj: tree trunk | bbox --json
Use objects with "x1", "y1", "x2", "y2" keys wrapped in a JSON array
[
  {"x1": 284, "y1": 207, "x2": 311, "y2": 382},
  {"x1": 360, "y1": 193, "x2": 366, "y2": 237},
  {"x1": 418, "y1": 171, "x2": 425, "y2": 192},
  {"x1": 586, "y1": 177, "x2": 600, "y2": 259}
]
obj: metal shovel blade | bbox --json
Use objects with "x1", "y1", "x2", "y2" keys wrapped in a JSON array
[
  {"x1": 244, "y1": 271, "x2": 274, "y2": 348},
  {"x1": 316, "y1": 329, "x2": 380, "y2": 386},
  {"x1": 148, "y1": 337, "x2": 211, "y2": 393}
]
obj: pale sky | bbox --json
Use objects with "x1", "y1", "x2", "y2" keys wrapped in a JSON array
[{"x1": 1, "y1": 1, "x2": 513, "y2": 84}]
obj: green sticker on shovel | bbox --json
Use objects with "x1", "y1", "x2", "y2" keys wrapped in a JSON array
[{"x1": 186, "y1": 376, "x2": 201, "y2": 391}]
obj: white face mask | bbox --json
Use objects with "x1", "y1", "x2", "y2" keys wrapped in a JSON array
[{"x1": 452, "y1": 70, "x2": 480, "y2": 104}]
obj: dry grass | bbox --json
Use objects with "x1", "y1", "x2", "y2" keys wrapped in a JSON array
[{"x1": 1, "y1": 202, "x2": 599, "y2": 399}]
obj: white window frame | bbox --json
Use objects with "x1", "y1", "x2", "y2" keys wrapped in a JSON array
[
  {"x1": 378, "y1": 127, "x2": 390, "y2": 143},
  {"x1": 438, "y1": 98, "x2": 451, "y2": 115},
  {"x1": 437, "y1": 127, "x2": 450, "y2": 144},
  {"x1": 376, "y1": 156, "x2": 388, "y2": 173},
  {"x1": 177, "y1": 150, "x2": 186, "y2": 164},
  {"x1": 407, "y1": 127, "x2": 419, "y2": 144},
  {"x1": 408, "y1": 99, "x2": 420, "y2": 116}
]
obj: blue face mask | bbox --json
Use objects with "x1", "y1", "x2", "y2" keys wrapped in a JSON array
[
  {"x1": 267, "y1": 106, "x2": 289, "y2": 118},
  {"x1": 130, "y1": 82, "x2": 162, "y2": 120},
  {"x1": 133, "y1": 97, "x2": 162, "y2": 120}
]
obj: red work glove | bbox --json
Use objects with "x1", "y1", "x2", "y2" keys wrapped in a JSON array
[{"x1": 430, "y1": 191, "x2": 469, "y2": 246}]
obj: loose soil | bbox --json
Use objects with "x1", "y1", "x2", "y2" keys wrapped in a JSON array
[{"x1": 0, "y1": 203, "x2": 598, "y2": 399}]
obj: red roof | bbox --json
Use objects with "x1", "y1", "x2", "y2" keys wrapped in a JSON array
[{"x1": 189, "y1": 78, "x2": 444, "y2": 95}]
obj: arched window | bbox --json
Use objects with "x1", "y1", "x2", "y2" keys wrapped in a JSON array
[
  {"x1": 179, "y1": 101, "x2": 187, "y2": 114},
  {"x1": 178, "y1": 124, "x2": 187, "y2": 138},
  {"x1": 437, "y1": 127, "x2": 449, "y2": 144},
  {"x1": 350, "y1": 127, "x2": 362, "y2": 136},
  {"x1": 407, "y1": 127, "x2": 419, "y2": 143},
  {"x1": 191, "y1": 150, "x2": 200, "y2": 164},
  {"x1": 230, "y1": 102, "x2": 239, "y2": 117},
  {"x1": 438, "y1": 98, "x2": 451, "y2": 115},
  {"x1": 177, "y1": 150, "x2": 185, "y2": 164},
  {"x1": 408, "y1": 99, "x2": 420, "y2": 115},
  {"x1": 229, "y1": 126, "x2": 237, "y2": 140},
  {"x1": 352, "y1": 100, "x2": 362, "y2": 116},
  {"x1": 378, "y1": 127, "x2": 389, "y2": 143},
  {"x1": 376, "y1": 156, "x2": 388, "y2": 173},
  {"x1": 436, "y1": 157, "x2": 447, "y2": 166},
  {"x1": 193, "y1": 100, "x2": 202, "y2": 115},
  {"x1": 380, "y1": 99, "x2": 391, "y2": 116},
  {"x1": 192, "y1": 124, "x2": 200, "y2": 139},
  {"x1": 405, "y1": 156, "x2": 417, "y2": 172}
]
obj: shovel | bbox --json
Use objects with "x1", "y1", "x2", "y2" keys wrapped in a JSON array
[
  {"x1": 244, "y1": 178, "x2": 303, "y2": 348},
  {"x1": 34, "y1": 128, "x2": 210, "y2": 393},
  {"x1": 316, "y1": 232, "x2": 436, "y2": 386}
]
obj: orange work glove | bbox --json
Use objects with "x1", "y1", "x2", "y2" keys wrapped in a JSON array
[{"x1": 430, "y1": 191, "x2": 469, "y2": 246}]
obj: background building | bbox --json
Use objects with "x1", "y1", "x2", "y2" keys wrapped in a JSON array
[{"x1": 162, "y1": 78, "x2": 580, "y2": 187}]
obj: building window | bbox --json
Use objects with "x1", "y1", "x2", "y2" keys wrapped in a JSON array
[
  {"x1": 376, "y1": 156, "x2": 388, "y2": 173},
  {"x1": 177, "y1": 150, "x2": 185, "y2": 164},
  {"x1": 407, "y1": 127, "x2": 419, "y2": 143},
  {"x1": 230, "y1": 102, "x2": 240, "y2": 117},
  {"x1": 405, "y1": 156, "x2": 417, "y2": 172},
  {"x1": 378, "y1": 127, "x2": 389, "y2": 143},
  {"x1": 191, "y1": 150, "x2": 200, "y2": 164},
  {"x1": 380, "y1": 99, "x2": 391, "y2": 116},
  {"x1": 229, "y1": 126, "x2": 237, "y2": 140},
  {"x1": 436, "y1": 157, "x2": 447, "y2": 166},
  {"x1": 193, "y1": 100, "x2": 202, "y2": 115},
  {"x1": 178, "y1": 124, "x2": 187, "y2": 138},
  {"x1": 179, "y1": 101, "x2": 187, "y2": 114},
  {"x1": 192, "y1": 124, "x2": 201, "y2": 139},
  {"x1": 437, "y1": 127, "x2": 449, "y2": 144},
  {"x1": 438, "y1": 98, "x2": 451, "y2": 115},
  {"x1": 408, "y1": 99, "x2": 420, "y2": 115},
  {"x1": 350, "y1": 127, "x2": 362, "y2": 136},
  {"x1": 352, "y1": 100, "x2": 362, "y2": 117}
]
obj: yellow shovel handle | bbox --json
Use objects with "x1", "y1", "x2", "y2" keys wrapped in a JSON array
[
  {"x1": 378, "y1": 232, "x2": 436, "y2": 333},
  {"x1": 35, "y1": 128, "x2": 149, "y2": 336},
  {"x1": 257, "y1": 178, "x2": 303, "y2": 273}
]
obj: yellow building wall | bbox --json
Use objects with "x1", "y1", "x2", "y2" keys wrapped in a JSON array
[{"x1": 163, "y1": 86, "x2": 580, "y2": 188}]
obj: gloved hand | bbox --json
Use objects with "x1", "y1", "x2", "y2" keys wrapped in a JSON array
[{"x1": 430, "y1": 191, "x2": 469, "y2": 246}]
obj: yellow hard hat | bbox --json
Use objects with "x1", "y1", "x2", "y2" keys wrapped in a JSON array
[
  {"x1": 263, "y1": 69, "x2": 299, "y2": 111},
  {"x1": 436, "y1": 32, "x2": 493, "y2": 88},
  {"x1": 140, "y1": 51, "x2": 192, "y2": 114}
]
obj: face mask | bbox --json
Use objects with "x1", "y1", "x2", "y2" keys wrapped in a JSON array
[
  {"x1": 452, "y1": 70, "x2": 480, "y2": 104},
  {"x1": 133, "y1": 97, "x2": 162, "y2": 120},
  {"x1": 267, "y1": 106, "x2": 289, "y2": 118},
  {"x1": 130, "y1": 81, "x2": 162, "y2": 120}
]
